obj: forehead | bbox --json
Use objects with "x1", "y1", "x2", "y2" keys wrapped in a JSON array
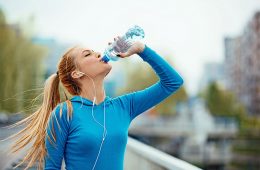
[
  {"x1": 76, "y1": 46, "x2": 92, "y2": 52},
  {"x1": 73, "y1": 46, "x2": 93, "y2": 57}
]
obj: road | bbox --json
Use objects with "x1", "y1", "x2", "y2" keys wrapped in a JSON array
[{"x1": 0, "y1": 124, "x2": 31, "y2": 170}]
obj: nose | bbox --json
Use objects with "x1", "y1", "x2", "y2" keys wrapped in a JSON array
[{"x1": 95, "y1": 52, "x2": 101, "y2": 59}]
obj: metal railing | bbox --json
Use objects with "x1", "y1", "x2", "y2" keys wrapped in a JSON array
[{"x1": 124, "y1": 137, "x2": 203, "y2": 170}]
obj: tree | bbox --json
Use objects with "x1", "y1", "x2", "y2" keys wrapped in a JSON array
[
  {"x1": 200, "y1": 81, "x2": 260, "y2": 169},
  {"x1": 200, "y1": 81, "x2": 246, "y2": 119},
  {"x1": 227, "y1": 114, "x2": 260, "y2": 170},
  {"x1": 0, "y1": 9, "x2": 47, "y2": 114}
]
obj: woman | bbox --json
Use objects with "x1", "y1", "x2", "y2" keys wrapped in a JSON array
[{"x1": 3, "y1": 37, "x2": 183, "y2": 170}]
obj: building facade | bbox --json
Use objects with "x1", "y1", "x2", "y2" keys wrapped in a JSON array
[{"x1": 224, "y1": 12, "x2": 260, "y2": 115}]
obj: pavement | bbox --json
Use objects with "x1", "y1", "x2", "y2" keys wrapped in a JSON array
[{"x1": 0, "y1": 124, "x2": 32, "y2": 170}]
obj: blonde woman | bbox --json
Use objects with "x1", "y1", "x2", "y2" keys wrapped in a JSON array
[{"x1": 2, "y1": 38, "x2": 184, "y2": 170}]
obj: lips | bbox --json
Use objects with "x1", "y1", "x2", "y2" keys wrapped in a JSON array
[{"x1": 99, "y1": 59, "x2": 108, "y2": 64}]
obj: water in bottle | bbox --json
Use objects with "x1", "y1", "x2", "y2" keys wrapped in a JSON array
[{"x1": 101, "y1": 25, "x2": 145, "y2": 63}]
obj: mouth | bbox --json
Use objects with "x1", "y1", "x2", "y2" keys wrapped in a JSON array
[{"x1": 99, "y1": 59, "x2": 108, "y2": 64}]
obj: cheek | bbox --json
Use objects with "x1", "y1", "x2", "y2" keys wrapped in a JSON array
[
  {"x1": 80, "y1": 58, "x2": 95, "y2": 67},
  {"x1": 80, "y1": 58, "x2": 100, "y2": 72}
]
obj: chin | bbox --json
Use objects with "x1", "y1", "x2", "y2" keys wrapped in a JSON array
[
  {"x1": 105, "y1": 67, "x2": 112, "y2": 76},
  {"x1": 106, "y1": 64, "x2": 112, "y2": 70}
]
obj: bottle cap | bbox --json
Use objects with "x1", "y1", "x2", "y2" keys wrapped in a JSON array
[{"x1": 101, "y1": 55, "x2": 110, "y2": 63}]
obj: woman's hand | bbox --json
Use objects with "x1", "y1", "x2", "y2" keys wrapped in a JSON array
[{"x1": 108, "y1": 36, "x2": 145, "y2": 58}]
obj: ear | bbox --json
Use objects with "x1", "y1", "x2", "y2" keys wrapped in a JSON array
[{"x1": 71, "y1": 70, "x2": 83, "y2": 79}]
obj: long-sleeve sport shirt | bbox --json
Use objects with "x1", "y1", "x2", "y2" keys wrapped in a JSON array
[{"x1": 44, "y1": 45, "x2": 184, "y2": 170}]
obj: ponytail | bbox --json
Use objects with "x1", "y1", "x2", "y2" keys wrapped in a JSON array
[{"x1": 0, "y1": 73, "x2": 63, "y2": 170}]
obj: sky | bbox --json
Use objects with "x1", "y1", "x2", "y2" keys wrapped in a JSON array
[{"x1": 0, "y1": 0, "x2": 259, "y2": 96}]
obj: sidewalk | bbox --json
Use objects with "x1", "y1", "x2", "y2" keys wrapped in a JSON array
[{"x1": 0, "y1": 124, "x2": 30, "y2": 170}]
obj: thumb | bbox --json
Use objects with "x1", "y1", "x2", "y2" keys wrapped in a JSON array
[{"x1": 116, "y1": 51, "x2": 130, "y2": 58}]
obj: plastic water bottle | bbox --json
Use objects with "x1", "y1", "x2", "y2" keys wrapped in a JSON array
[{"x1": 101, "y1": 25, "x2": 145, "y2": 63}]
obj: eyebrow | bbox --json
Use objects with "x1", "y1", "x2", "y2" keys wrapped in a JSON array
[{"x1": 82, "y1": 49, "x2": 94, "y2": 54}]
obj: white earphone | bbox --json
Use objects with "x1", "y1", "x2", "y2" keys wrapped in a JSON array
[
  {"x1": 76, "y1": 70, "x2": 107, "y2": 170},
  {"x1": 77, "y1": 71, "x2": 85, "y2": 77}
]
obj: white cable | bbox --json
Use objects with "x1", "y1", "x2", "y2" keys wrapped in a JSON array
[
  {"x1": 78, "y1": 71, "x2": 107, "y2": 170},
  {"x1": 91, "y1": 99, "x2": 107, "y2": 170}
]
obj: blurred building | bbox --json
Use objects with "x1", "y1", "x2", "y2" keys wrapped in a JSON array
[
  {"x1": 199, "y1": 62, "x2": 225, "y2": 91},
  {"x1": 224, "y1": 11, "x2": 260, "y2": 115},
  {"x1": 31, "y1": 37, "x2": 72, "y2": 78}
]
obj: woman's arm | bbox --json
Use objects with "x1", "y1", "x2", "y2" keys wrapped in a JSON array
[
  {"x1": 44, "y1": 103, "x2": 70, "y2": 170},
  {"x1": 119, "y1": 44, "x2": 184, "y2": 122}
]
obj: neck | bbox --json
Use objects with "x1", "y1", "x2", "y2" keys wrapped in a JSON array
[{"x1": 79, "y1": 76, "x2": 106, "y2": 105}]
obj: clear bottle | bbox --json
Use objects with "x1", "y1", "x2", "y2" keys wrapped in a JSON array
[{"x1": 101, "y1": 25, "x2": 145, "y2": 63}]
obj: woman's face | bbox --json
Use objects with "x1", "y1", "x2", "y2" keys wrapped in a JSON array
[{"x1": 72, "y1": 46, "x2": 112, "y2": 78}]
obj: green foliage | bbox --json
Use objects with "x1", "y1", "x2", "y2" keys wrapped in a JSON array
[
  {"x1": 200, "y1": 81, "x2": 247, "y2": 119},
  {"x1": 117, "y1": 55, "x2": 187, "y2": 116},
  {"x1": 201, "y1": 82, "x2": 260, "y2": 169},
  {"x1": 0, "y1": 9, "x2": 47, "y2": 114},
  {"x1": 228, "y1": 123, "x2": 260, "y2": 170}
]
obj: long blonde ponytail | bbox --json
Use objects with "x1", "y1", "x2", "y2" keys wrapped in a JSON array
[
  {"x1": 1, "y1": 73, "x2": 64, "y2": 170},
  {"x1": 0, "y1": 46, "x2": 80, "y2": 170}
]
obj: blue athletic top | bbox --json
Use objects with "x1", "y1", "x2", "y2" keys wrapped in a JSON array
[{"x1": 44, "y1": 45, "x2": 184, "y2": 170}]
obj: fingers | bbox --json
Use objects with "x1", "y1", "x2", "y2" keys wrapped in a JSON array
[
  {"x1": 108, "y1": 35, "x2": 131, "y2": 58},
  {"x1": 116, "y1": 53, "x2": 124, "y2": 58},
  {"x1": 116, "y1": 52, "x2": 129, "y2": 58}
]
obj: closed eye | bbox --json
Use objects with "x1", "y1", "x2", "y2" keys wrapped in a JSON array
[{"x1": 82, "y1": 49, "x2": 94, "y2": 57}]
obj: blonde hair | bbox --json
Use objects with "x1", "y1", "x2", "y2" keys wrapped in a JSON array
[{"x1": 1, "y1": 46, "x2": 83, "y2": 170}]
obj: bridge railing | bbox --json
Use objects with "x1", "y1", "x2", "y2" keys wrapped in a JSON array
[{"x1": 124, "y1": 137, "x2": 203, "y2": 170}]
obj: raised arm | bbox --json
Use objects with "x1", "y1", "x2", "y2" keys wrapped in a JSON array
[
  {"x1": 119, "y1": 44, "x2": 184, "y2": 122},
  {"x1": 44, "y1": 103, "x2": 70, "y2": 170}
]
